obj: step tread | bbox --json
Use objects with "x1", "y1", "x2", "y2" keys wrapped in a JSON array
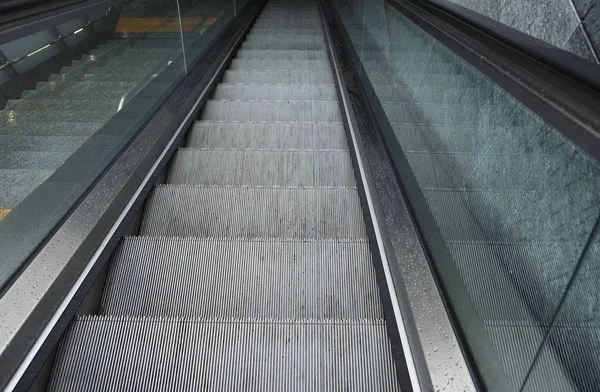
[
  {"x1": 168, "y1": 149, "x2": 355, "y2": 186},
  {"x1": 102, "y1": 237, "x2": 382, "y2": 319},
  {"x1": 188, "y1": 121, "x2": 348, "y2": 150},
  {"x1": 201, "y1": 100, "x2": 342, "y2": 122},
  {"x1": 140, "y1": 185, "x2": 366, "y2": 239},
  {"x1": 48, "y1": 316, "x2": 399, "y2": 392},
  {"x1": 212, "y1": 83, "x2": 338, "y2": 101},
  {"x1": 223, "y1": 69, "x2": 334, "y2": 84}
]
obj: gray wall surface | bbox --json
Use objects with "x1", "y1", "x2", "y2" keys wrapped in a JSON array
[{"x1": 448, "y1": 0, "x2": 600, "y2": 63}]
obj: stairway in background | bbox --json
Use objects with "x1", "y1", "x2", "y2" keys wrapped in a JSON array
[{"x1": 0, "y1": 37, "x2": 177, "y2": 218}]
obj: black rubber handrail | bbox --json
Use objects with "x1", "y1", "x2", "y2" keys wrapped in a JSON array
[
  {"x1": 387, "y1": 0, "x2": 600, "y2": 162},
  {"x1": 0, "y1": 0, "x2": 89, "y2": 24},
  {"x1": 0, "y1": 0, "x2": 82, "y2": 13},
  {"x1": 420, "y1": 0, "x2": 600, "y2": 90}
]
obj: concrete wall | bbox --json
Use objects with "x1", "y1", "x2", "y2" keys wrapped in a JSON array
[{"x1": 448, "y1": 0, "x2": 600, "y2": 63}]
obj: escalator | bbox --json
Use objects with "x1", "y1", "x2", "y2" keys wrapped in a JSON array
[
  {"x1": 1, "y1": 37, "x2": 176, "y2": 210},
  {"x1": 44, "y1": 0, "x2": 402, "y2": 389},
  {"x1": 1, "y1": 0, "x2": 600, "y2": 390}
]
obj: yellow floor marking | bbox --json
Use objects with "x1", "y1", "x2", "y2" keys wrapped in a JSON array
[
  {"x1": 0, "y1": 209, "x2": 10, "y2": 221},
  {"x1": 201, "y1": 17, "x2": 218, "y2": 29},
  {"x1": 114, "y1": 17, "x2": 203, "y2": 33}
]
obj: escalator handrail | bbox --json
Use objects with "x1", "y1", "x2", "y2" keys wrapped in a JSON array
[
  {"x1": 0, "y1": 0, "x2": 85, "y2": 14},
  {"x1": 413, "y1": 0, "x2": 600, "y2": 90},
  {"x1": 386, "y1": 0, "x2": 600, "y2": 162}
]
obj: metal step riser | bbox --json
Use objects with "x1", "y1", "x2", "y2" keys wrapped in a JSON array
[
  {"x1": 5, "y1": 100, "x2": 119, "y2": 112},
  {"x1": 188, "y1": 122, "x2": 348, "y2": 150},
  {"x1": 0, "y1": 151, "x2": 67, "y2": 170},
  {"x1": 222, "y1": 70, "x2": 334, "y2": 85},
  {"x1": 0, "y1": 111, "x2": 114, "y2": 123},
  {"x1": 140, "y1": 186, "x2": 367, "y2": 239},
  {"x1": 229, "y1": 59, "x2": 331, "y2": 71},
  {"x1": 0, "y1": 135, "x2": 86, "y2": 153},
  {"x1": 201, "y1": 101, "x2": 342, "y2": 123},
  {"x1": 212, "y1": 84, "x2": 337, "y2": 101},
  {"x1": 168, "y1": 150, "x2": 355, "y2": 187},
  {"x1": 242, "y1": 41, "x2": 326, "y2": 50},
  {"x1": 102, "y1": 238, "x2": 382, "y2": 319},
  {"x1": 235, "y1": 49, "x2": 328, "y2": 60},
  {"x1": 48, "y1": 317, "x2": 399, "y2": 392}
]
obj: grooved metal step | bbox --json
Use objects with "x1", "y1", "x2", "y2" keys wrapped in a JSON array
[
  {"x1": 188, "y1": 122, "x2": 348, "y2": 150},
  {"x1": 0, "y1": 151, "x2": 67, "y2": 170},
  {"x1": 223, "y1": 70, "x2": 334, "y2": 84},
  {"x1": 5, "y1": 99, "x2": 120, "y2": 112},
  {"x1": 244, "y1": 35, "x2": 325, "y2": 46},
  {"x1": 229, "y1": 58, "x2": 331, "y2": 71},
  {"x1": 101, "y1": 237, "x2": 381, "y2": 319},
  {"x1": 140, "y1": 185, "x2": 366, "y2": 239},
  {"x1": 242, "y1": 40, "x2": 326, "y2": 50},
  {"x1": 168, "y1": 149, "x2": 355, "y2": 186},
  {"x1": 236, "y1": 49, "x2": 328, "y2": 60},
  {"x1": 212, "y1": 83, "x2": 337, "y2": 101},
  {"x1": 250, "y1": 28, "x2": 323, "y2": 35},
  {"x1": 0, "y1": 135, "x2": 87, "y2": 152},
  {"x1": 0, "y1": 122, "x2": 102, "y2": 136},
  {"x1": 48, "y1": 317, "x2": 399, "y2": 392},
  {"x1": 201, "y1": 100, "x2": 342, "y2": 122},
  {"x1": 0, "y1": 110, "x2": 114, "y2": 123},
  {"x1": 0, "y1": 169, "x2": 53, "y2": 208}
]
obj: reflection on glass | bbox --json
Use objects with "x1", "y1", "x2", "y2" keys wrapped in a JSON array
[
  {"x1": 335, "y1": 0, "x2": 600, "y2": 390},
  {"x1": 0, "y1": 0, "x2": 243, "y2": 293}
]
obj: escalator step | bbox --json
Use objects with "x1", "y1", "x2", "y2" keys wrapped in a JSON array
[
  {"x1": 422, "y1": 189, "x2": 596, "y2": 243},
  {"x1": 249, "y1": 28, "x2": 323, "y2": 35},
  {"x1": 0, "y1": 169, "x2": 53, "y2": 208},
  {"x1": 5, "y1": 99, "x2": 119, "y2": 112},
  {"x1": 58, "y1": 67, "x2": 158, "y2": 81},
  {"x1": 140, "y1": 185, "x2": 367, "y2": 239},
  {"x1": 235, "y1": 49, "x2": 328, "y2": 60},
  {"x1": 229, "y1": 59, "x2": 331, "y2": 71},
  {"x1": 212, "y1": 83, "x2": 337, "y2": 101},
  {"x1": 168, "y1": 149, "x2": 355, "y2": 187},
  {"x1": 21, "y1": 88, "x2": 131, "y2": 100},
  {"x1": 101, "y1": 237, "x2": 381, "y2": 319},
  {"x1": 242, "y1": 40, "x2": 326, "y2": 50},
  {"x1": 188, "y1": 121, "x2": 348, "y2": 150},
  {"x1": 0, "y1": 151, "x2": 68, "y2": 170},
  {"x1": 33, "y1": 80, "x2": 136, "y2": 91},
  {"x1": 243, "y1": 35, "x2": 325, "y2": 46},
  {"x1": 0, "y1": 122, "x2": 102, "y2": 137},
  {"x1": 0, "y1": 110, "x2": 115, "y2": 123},
  {"x1": 48, "y1": 316, "x2": 399, "y2": 392},
  {"x1": 0, "y1": 135, "x2": 87, "y2": 152},
  {"x1": 222, "y1": 70, "x2": 334, "y2": 84},
  {"x1": 201, "y1": 100, "x2": 342, "y2": 122},
  {"x1": 382, "y1": 103, "x2": 513, "y2": 126}
]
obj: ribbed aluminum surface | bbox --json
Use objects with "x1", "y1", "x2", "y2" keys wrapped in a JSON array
[
  {"x1": 49, "y1": 317, "x2": 399, "y2": 392},
  {"x1": 101, "y1": 237, "x2": 382, "y2": 319},
  {"x1": 188, "y1": 122, "x2": 348, "y2": 150},
  {"x1": 49, "y1": 0, "x2": 400, "y2": 389},
  {"x1": 201, "y1": 100, "x2": 342, "y2": 122},
  {"x1": 212, "y1": 83, "x2": 337, "y2": 101},
  {"x1": 223, "y1": 70, "x2": 334, "y2": 84},
  {"x1": 168, "y1": 149, "x2": 355, "y2": 186},
  {"x1": 140, "y1": 185, "x2": 367, "y2": 239}
]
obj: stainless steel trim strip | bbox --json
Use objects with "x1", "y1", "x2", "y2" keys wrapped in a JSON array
[{"x1": 317, "y1": 1, "x2": 479, "y2": 391}]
